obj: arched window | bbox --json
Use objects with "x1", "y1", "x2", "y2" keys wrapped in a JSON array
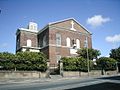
[
  {"x1": 76, "y1": 39, "x2": 80, "y2": 49},
  {"x1": 30, "y1": 25, "x2": 33, "y2": 30},
  {"x1": 56, "y1": 33, "x2": 61, "y2": 46},
  {"x1": 27, "y1": 39, "x2": 32, "y2": 47},
  {"x1": 66, "y1": 37, "x2": 70, "y2": 47}
]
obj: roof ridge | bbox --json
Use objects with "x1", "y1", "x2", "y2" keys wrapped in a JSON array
[{"x1": 48, "y1": 17, "x2": 74, "y2": 25}]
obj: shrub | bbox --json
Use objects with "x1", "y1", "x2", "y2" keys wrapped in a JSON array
[
  {"x1": 96, "y1": 57, "x2": 117, "y2": 71},
  {"x1": 0, "y1": 52, "x2": 47, "y2": 72},
  {"x1": 62, "y1": 57, "x2": 93, "y2": 72}
]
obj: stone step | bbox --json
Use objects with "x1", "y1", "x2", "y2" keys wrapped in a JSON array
[{"x1": 50, "y1": 75, "x2": 62, "y2": 79}]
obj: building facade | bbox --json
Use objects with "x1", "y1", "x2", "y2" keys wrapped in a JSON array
[{"x1": 16, "y1": 18, "x2": 92, "y2": 68}]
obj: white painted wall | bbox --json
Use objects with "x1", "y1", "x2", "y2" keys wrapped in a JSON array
[
  {"x1": 30, "y1": 49, "x2": 39, "y2": 52},
  {"x1": 70, "y1": 48, "x2": 77, "y2": 54},
  {"x1": 22, "y1": 48, "x2": 26, "y2": 52},
  {"x1": 29, "y1": 22, "x2": 38, "y2": 30}
]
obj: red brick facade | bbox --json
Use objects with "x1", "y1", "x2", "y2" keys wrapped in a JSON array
[{"x1": 16, "y1": 18, "x2": 92, "y2": 67}]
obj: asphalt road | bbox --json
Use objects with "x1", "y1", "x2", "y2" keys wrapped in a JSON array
[{"x1": 0, "y1": 75, "x2": 120, "y2": 90}]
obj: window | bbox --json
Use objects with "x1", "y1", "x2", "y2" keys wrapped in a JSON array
[
  {"x1": 66, "y1": 37, "x2": 71, "y2": 47},
  {"x1": 56, "y1": 33, "x2": 61, "y2": 46},
  {"x1": 56, "y1": 55, "x2": 61, "y2": 63},
  {"x1": 16, "y1": 34, "x2": 20, "y2": 50},
  {"x1": 43, "y1": 35, "x2": 47, "y2": 47},
  {"x1": 30, "y1": 25, "x2": 33, "y2": 30},
  {"x1": 76, "y1": 39, "x2": 80, "y2": 49},
  {"x1": 72, "y1": 39, "x2": 76, "y2": 49},
  {"x1": 16, "y1": 38, "x2": 20, "y2": 50},
  {"x1": 27, "y1": 39, "x2": 32, "y2": 47},
  {"x1": 34, "y1": 25, "x2": 37, "y2": 30}
]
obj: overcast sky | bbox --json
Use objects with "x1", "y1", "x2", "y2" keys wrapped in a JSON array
[{"x1": 0, "y1": 0, "x2": 120, "y2": 57}]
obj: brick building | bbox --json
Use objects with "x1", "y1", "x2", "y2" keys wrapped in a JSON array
[{"x1": 16, "y1": 18, "x2": 92, "y2": 68}]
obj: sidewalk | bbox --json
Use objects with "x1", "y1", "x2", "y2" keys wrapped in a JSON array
[
  {"x1": 0, "y1": 78, "x2": 52, "y2": 84},
  {"x1": 0, "y1": 76, "x2": 91, "y2": 85},
  {"x1": 0, "y1": 74, "x2": 119, "y2": 85}
]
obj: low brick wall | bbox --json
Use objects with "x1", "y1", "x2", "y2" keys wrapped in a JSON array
[
  {"x1": 0, "y1": 71, "x2": 46, "y2": 79},
  {"x1": 89, "y1": 70, "x2": 101, "y2": 76},
  {"x1": 0, "y1": 70, "x2": 117, "y2": 79},
  {"x1": 63, "y1": 71, "x2": 80, "y2": 77},
  {"x1": 105, "y1": 70, "x2": 117, "y2": 75},
  {"x1": 63, "y1": 70, "x2": 117, "y2": 77}
]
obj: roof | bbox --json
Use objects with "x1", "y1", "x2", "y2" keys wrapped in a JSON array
[{"x1": 16, "y1": 28, "x2": 38, "y2": 35}]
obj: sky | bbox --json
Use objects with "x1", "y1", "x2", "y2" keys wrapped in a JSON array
[{"x1": 0, "y1": 0, "x2": 120, "y2": 57}]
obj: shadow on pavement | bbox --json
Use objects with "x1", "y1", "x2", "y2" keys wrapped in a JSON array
[
  {"x1": 98, "y1": 76, "x2": 120, "y2": 80},
  {"x1": 66, "y1": 82, "x2": 120, "y2": 90}
]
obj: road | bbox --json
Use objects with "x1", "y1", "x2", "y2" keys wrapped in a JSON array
[{"x1": 0, "y1": 75, "x2": 120, "y2": 90}]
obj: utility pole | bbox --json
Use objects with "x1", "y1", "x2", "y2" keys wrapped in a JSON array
[
  {"x1": 87, "y1": 45, "x2": 89, "y2": 76},
  {"x1": 85, "y1": 36, "x2": 89, "y2": 76}
]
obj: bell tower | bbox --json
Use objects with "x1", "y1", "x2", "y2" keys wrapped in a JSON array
[
  {"x1": 28, "y1": 22, "x2": 38, "y2": 30},
  {"x1": 16, "y1": 22, "x2": 40, "y2": 52}
]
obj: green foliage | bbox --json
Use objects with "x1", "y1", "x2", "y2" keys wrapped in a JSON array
[
  {"x1": 0, "y1": 52, "x2": 47, "y2": 71},
  {"x1": 96, "y1": 57, "x2": 117, "y2": 71},
  {"x1": 110, "y1": 47, "x2": 120, "y2": 62},
  {"x1": 62, "y1": 57, "x2": 93, "y2": 72},
  {"x1": 77, "y1": 48, "x2": 101, "y2": 60},
  {"x1": 62, "y1": 57, "x2": 78, "y2": 71},
  {"x1": 0, "y1": 52, "x2": 15, "y2": 61},
  {"x1": 0, "y1": 52, "x2": 15, "y2": 70}
]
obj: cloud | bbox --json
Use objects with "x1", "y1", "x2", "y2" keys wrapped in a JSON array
[
  {"x1": 0, "y1": 43, "x2": 8, "y2": 48},
  {"x1": 106, "y1": 34, "x2": 120, "y2": 43},
  {"x1": 86, "y1": 15, "x2": 110, "y2": 27}
]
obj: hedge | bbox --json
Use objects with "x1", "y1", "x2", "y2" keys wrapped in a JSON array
[{"x1": 61, "y1": 57, "x2": 93, "y2": 72}]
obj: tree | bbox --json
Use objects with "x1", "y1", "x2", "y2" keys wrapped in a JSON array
[
  {"x1": 96, "y1": 57, "x2": 117, "y2": 72},
  {"x1": 77, "y1": 48, "x2": 101, "y2": 60},
  {"x1": 110, "y1": 47, "x2": 120, "y2": 72},
  {"x1": 110, "y1": 47, "x2": 120, "y2": 62}
]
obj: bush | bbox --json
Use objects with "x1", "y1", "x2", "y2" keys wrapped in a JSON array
[
  {"x1": 0, "y1": 52, "x2": 15, "y2": 70},
  {"x1": 0, "y1": 52, "x2": 47, "y2": 72},
  {"x1": 62, "y1": 57, "x2": 93, "y2": 72},
  {"x1": 96, "y1": 57, "x2": 117, "y2": 71}
]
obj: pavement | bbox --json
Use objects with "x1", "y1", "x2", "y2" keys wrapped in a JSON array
[
  {"x1": 0, "y1": 74, "x2": 120, "y2": 90},
  {"x1": 0, "y1": 74, "x2": 117, "y2": 84},
  {"x1": 0, "y1": 75, "x2": 98, "y2": 84}
]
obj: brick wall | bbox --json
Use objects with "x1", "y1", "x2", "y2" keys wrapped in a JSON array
[
  {"x1": 20, "y1": 31, "x2": 38, "y2": 47},
  {"x1": 47, "y1": 24, "x2": 92, "y2": 65},
  {"x1": 0, "y1": 71, "x2": 46, "y2": 79}
]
